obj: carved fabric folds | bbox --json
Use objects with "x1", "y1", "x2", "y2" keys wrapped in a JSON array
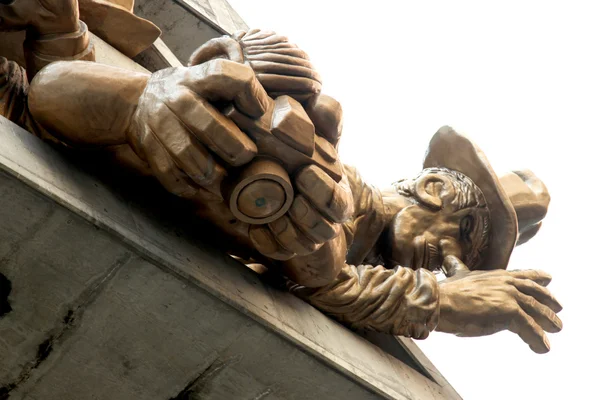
[
  {"x1": 290, "y1": 263, "x2": 440, "y2": 339},
  {"x1": 0, "y1": 57, "x2": 63, "y2": 145},
  {"x1": 0, "y1": 57, "x2": 28, "y2": 126},
  {"x1": 288, "y1": 164, "x2": 440, "y2": 339},
  {"x1": 342, "y1": 164, "x2": 388, "y2": 266}
]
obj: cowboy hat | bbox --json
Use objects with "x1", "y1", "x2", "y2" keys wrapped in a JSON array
[{"x1": 423, "y1": 126, "x2": 550, "y2": 270}]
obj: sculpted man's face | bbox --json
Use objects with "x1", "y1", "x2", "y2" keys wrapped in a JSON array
[{"x1": 385, "y1": 168, "x2": 490, "y2": 271}]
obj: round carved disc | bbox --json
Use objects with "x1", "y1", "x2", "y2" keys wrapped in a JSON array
[
  {"x1": 226, "y1": 158, "x2": 294, "y2": 225},
  {"x1": 237, "y1": 180, "x2": 286, "y2": 219}
]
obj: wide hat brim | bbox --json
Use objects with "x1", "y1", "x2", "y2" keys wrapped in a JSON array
[{"x1": 423, "y1": 126, "x2": 518, "y2": 270}]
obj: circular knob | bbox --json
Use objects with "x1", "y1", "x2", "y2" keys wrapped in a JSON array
[{"x1": 226, "y1": 158, "x2": 294, "y2": 224}]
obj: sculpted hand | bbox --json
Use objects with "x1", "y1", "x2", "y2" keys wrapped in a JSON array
[
  {"x1": 185, "y1": 31, "x2": 351, "y2": 261},
  {"x1": 128, "y1": 59, "x2": 269, "y2": 198},
  {"x1": 0, "y1": 0, "x2": 79, "y2": 34},
  {"x1": 436, "y1": 269, "x2": 563, "y2": 353},
  {"x1": 248, "y1": 95, "x2": 353, "y2": 261},
  {"x1": 249, "y1": 164, "x2": 353, "y2": 260}
]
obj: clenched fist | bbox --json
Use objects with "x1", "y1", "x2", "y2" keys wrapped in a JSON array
[{"x1": 128, "y1": 59, "x2": 269, "y2": 198}]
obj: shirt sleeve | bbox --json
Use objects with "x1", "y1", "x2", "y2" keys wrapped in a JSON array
[
  {"x1": 0, "y1": 22, "x2": 96, "y2": 144},
  {"x1": 342, "y1": 164, "x2": 388, "y2": 265},
  {"x1": 289, "y1": 263, "x2": 440, "y2": 339},
  {"x1": 0, "y1": 57, "x2": 28, "y2": 124},
  {"x1": 0, "y1": 57, "x2": 65, "y2": 145},
  {"x1": 23, "y1": 20, "x2": 95, "y2": 79}
]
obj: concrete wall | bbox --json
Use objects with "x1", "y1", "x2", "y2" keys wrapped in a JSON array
[{"x1": 135, "y1": 0, "x2": 228, "y2": 64}]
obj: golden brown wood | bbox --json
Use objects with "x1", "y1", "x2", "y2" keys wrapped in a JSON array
[
  {"x1": 271, "y1": 95, "x2": 315, "y2": 156},
  {"x1": 224, "y1": 103, "x2": 343, "y2": 181},
  {"x1": 226, "y1": 157, "x2": 294, "y2": 225},
  {"x1": 0, "y1": 8, "x2": 563, "y2": 356},
  {"x1": 305, "y1": 94, "x2": 343, "y2": 147}
]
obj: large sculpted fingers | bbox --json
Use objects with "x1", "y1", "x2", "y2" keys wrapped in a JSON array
[
  {"x1": 163, "y1": 89, "x2": 257, "y2": 167},
  {"x1": 437, "y1": 270, "x2": 563, "y2": 354},
  {"x1": 288, "y1": 196, "x2": 339, "y2": 243},
  {"x1": 515, "y1": 292, "x2": 563, "y2": 333},
  {"x1": 268, "y1": 216, "x2": 320, "y2": 256},
  {"x1": 256, "y1": 74, "x2": 321, "y2": 98},
  {"x1": 305, "y1": 94, "x2": 344, "y2": 147},
  {"x1": 185, "y1": 59, "x2": 270, "y2": 118},
  {"x1": 509, "y1": 311, "x2": 550, "y2": 354},
  {"x1": 295, "y1": 165, "x2": 354, "y2": 223},
  {"x1": 248, "y1": 225, "x2": 294, "y2": 261},
  {"x1": 508, "y1": 269, "x2": 552, "y2": 286},
  {"x1": 187, "y1": 36, "x2": 245, "y2": 66},
  {"x1": 130, "y1": 64, "x2": 262, "y2": 198},
  {"x1": 512, "y1": 278, "x2": 562, "y2": 313},
  {"x1": 146, "y1": 100, "x2": 226, "y2": 189},
  {"x1": 138, "y1": 128, "x2": 199, "y2": 198}
]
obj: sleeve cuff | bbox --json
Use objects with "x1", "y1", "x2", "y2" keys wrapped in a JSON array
[{"x1": 23, "y1": 21, "x2": 95, "y2": 79}]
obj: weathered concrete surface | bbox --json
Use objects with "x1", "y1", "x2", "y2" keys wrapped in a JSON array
[
  {"x1": 134, "y1": 38, "x2": 183, "y2": 72},
  {"x1": 0, "y1": 116, "x2": 461, "y2": 399},
  {"x1": 135, "y1": 0, "x2": 225, "y2": 64},
  {"x1": 173, "y1": 0, "x2": 249, "y2": 34}
]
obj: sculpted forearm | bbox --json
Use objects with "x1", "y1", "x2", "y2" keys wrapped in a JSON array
[
  {"x1": 290, "y1": 263, "x2": 440, "y2": 339},
  {"x1": 28, "y1": 61, "x2": 149, "y2": 146}
]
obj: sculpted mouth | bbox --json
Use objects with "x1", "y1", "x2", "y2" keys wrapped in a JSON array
[{"x1": 427, "y1": 242, "x2": 441, "y2": 270}]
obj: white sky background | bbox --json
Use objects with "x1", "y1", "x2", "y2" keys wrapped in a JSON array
[{"x1": 228, "y1": 1, "x2": 597, "y2": 399}]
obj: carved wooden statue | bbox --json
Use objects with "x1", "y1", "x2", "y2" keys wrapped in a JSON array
[{"x1": 0, "y1": 0, "x2": 562, "y2": 354}]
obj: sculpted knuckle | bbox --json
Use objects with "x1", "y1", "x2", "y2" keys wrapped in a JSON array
[
  {"x1": 205, "y1": 58, "x2": 228, "y2": 74},
  {"x1": 205, "y1": 58, "x2": 251, "y2": 85},
  {"x1": 500, "y1": 275, "x2": 513, "y2": 286},
  {"x1": 502, "y1": 284, "x2": 518, "y2": 297},
  {"x1": 172, "y1": 90, "x2": 196, "y2": 110},
  {"x1": 172, "y1": 141, "x2": 194, "y2": 159},
  {"x1": 507, "y1": 301, "x2": 521, "y2": 317},
  {"x1": 152, "y1": 102, "x2": 171, "y2": 121}
]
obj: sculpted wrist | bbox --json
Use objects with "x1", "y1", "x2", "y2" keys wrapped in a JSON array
[{"x1": 24, "y1": 21, "x2": 95, "y2": 79}]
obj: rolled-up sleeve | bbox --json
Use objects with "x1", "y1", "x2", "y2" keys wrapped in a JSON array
[
  {"x1": 0, "y1": 57, "x2": 63, "y2": 144},
  {"x1": 0, "y1": 57, "x2": 28, "y2": 124},
  {"x1": 290, "y1": 263, "x2": 440, "y2": 339}
]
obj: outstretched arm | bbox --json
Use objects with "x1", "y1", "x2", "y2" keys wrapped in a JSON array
[
  {"x1": 293, "y1": 262, "x2": 562, "y2": 353},
  {"x1": 291, "y1": 263, "x2": 440, "y2": 339}
]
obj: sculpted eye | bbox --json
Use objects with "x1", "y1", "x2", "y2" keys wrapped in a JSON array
[{"x1": 460, "y1": 215, "x2": 474, "y2": 241}]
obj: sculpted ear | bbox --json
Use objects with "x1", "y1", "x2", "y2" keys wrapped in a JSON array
[{"x1": 414, "y1": 173, "x2": 456, "y2": 210}]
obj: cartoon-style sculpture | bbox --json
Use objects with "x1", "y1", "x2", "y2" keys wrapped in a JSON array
[{"x1": 0, "y1": 0, "x2": 562, "y2": 354}]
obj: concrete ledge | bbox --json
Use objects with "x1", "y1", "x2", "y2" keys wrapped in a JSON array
[
  {"x1": 0, "y1": 117, "x2": 460, "y2": 400},
  {"x1": 135, "y1": 0, "x2": 225, "y2": 64}
]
